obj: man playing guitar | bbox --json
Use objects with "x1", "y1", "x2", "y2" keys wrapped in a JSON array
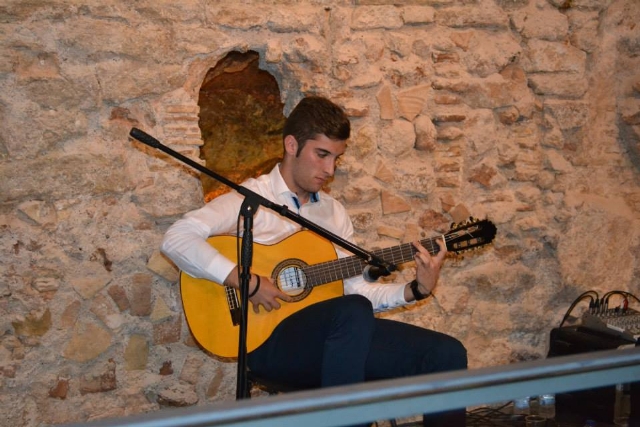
[{"x1": 161, "y1": 96, "x2": 468, "y2": 427}]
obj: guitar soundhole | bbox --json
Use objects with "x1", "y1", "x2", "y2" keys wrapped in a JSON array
[{"x1": 273, "y1": 259, "x2": 311, "y2": 302}]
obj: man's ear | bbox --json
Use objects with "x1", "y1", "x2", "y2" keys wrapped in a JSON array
[{"x1": 284, "y1": 135, "x2": 298, "y2": 156}]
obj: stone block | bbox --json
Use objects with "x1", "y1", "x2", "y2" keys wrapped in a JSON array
[
  {"x1": 268, "y1": 7, "x2": 322, "y2": 33},
  {"x1": 545, "y1": 150, "x2": 574, "y2": 173},
  {"x1": 146, "y1": 251, "x2": 179, "y2": 283},
  {"x1": 160, "y1": 361, "x2": 174, "y2": 376},
  {"x1": 32, "y1": 277, "x2": 61, "y2": 293},
  {"x1": 567, "y1": 10, "x2": 600, "y2": 53},
  {"x1": 342, "y1": 181, "x2": 380, "y2": 205},
  {"x1": 436, "y1": 126, "x2": 464, "y2": 141},
  {"x1": 435, "y1": 159, "x2": 461, "y2": 173},
  {"x1": 12, "y1": 309, "x2": 51, "y2": 337},
  {"x1": 60, "y1": 301, "x2": 81, "y2": 329},
  {"x1": 523, "y1": 39, "x2": 587, "y2": 74},
  {"x1": 150, "y1": 297, "x2": 174, "y2": 323},
  {"x1": 449, "y1": 204, "x2": 471, "y2": 224},
  {"x1": 49, "y1": 377, "x2": 69, "y2": 400},
  {"x1": 381, "y1": 190, "x2": 411, "y2": 215},
  {"x1": 69, "y1": 263, "x2": 112, "y2": 300},
  {"x1": 206, "y1": 368, "x2": 224, "y2": 398},
  {"x1": 90, "y1": 294, "x2": 124, "y2": 330},
  {"x1": 153, "y1": 316, "x2": 181, "y2": 345},
  {"x1": 96, "y1": 62, "x2": 185, "y2": 103},
  {"x1": 378, "y1": 119, "x2": 416, "y2": 157},
  {"x1": 352, "y1": 125, "x2": 378, "y2": 158},
  {"x1": 350, "y1": 210, "x2": 375, "y2": 231},
  {"x1": 436, "y1": 175, "x2": 460, "y2": 188},
  {"x1": 207, "y1": 4, "x2": 268, "y2": 30},
  {"x1": 374, "y1": 161, "x2": 395, "y2": 184},
  {"x1": 124, "y1": 335, "x2": 148, "y2": 371},
  {"x1": 376, "y1": 224, "x2": 404, "y2": 240},
  {"x1": 63, "y1": 322, "x2": 112, "y2": 363},
  {"x1": 351, "y1": 6, "x2": 403, "y2": 30},
  {"x1": 179, "y1": 354, "x2": 204, "y2": 385},
  {"x1": 107, "y1": 285, "x2": 130, "y2": 312},
  {"x1": 398, "y1": 85, "x2": 430, "y2": 121},
  {"x1": 415, "y1": 115, "x2": 438, "y2": 151},
  {"x1": 130, "y1": 274, "x2": 152, "y2": 317},
  {"x1": 157, "y1": 382, "x2": 198, "y2": 407},
  {"x1": 528, "y1": 73, "x2": 588, "y2": 98},
  {"x1": 544, "y1": 100, "x2": 589, "y2": 130},
  {"x1": 418, "y1": 209, "x2": 448, "y2": 231},
  {"x1": 511, "y1": 7, "x2": 569, "y2": 41},
  {"x1": 402, "y1": 6, "x2": 435, "y2": 25},
  {"x1": 436, "y1": 4, "x2": 509, "y2": 28},
  {"x1": 439, "y1": 193, "x2": 456, "y2": 213},
  {"x1": 376, "y1": 85, "x2": 395, "y2": 120},
  {"x1": 17, "y1": 200, "x2": 57, "y2": 228},
  {"x1": 619, "y1": 97, "x2": 640, "y2": 125},
  {"x1": 80, "y1": 360, "x2": 116, "y2": 394}
]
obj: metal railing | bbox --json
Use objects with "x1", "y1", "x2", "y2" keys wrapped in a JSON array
[{"x1": 63, "y1": 346, "x2": 640, "y2": 427}]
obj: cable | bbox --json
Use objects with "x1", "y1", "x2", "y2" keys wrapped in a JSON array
[
  {"x1": 465, "y1": 402, "x2": 516, "y2": 426},
  {"x1": 558, "y1": 290, "x2": 599, "y2": 328},
  {"x1": 602, "y1": 290, "x2": 640, "y2": 309}
]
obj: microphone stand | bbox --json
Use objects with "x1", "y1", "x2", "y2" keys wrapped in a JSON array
[{"x1": 129, "y1": 127, "x2": 395, "y2": 400}]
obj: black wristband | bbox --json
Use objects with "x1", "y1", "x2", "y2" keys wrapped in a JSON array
[
  {"x1": 410, "y1": 279, "x2": 430, "y2": 301},
  {"x1": 248, "y1": 274, "x2": 261, "y2": 298}
]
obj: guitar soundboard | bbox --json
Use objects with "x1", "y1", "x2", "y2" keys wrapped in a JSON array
[{"x1": 582, "y1": 307, "x2": 640, "y2": 343}]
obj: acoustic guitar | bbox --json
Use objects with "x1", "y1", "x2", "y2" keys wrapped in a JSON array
[{"x1": 181, "y1": 218, "x2": 496, "y2": 357}]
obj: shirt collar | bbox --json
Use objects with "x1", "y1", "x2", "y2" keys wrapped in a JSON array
[{"x1": 269, "y1": 164, "x2": 320, "y2": 207}]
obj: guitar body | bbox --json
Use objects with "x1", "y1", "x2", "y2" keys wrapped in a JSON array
[{"x1": 180, "y1": 231, "x2": 344, "y2": 358}]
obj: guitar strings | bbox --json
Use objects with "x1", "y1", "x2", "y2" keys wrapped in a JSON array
[
  {"x1": 304, "y1": 234, "x2": 456, "y2": 286},
  {"x1": 287, "y1": 220, "x2": 493, "y2": 289}
]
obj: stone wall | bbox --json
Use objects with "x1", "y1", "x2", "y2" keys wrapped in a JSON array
[{"x1": 1, "y1": 0, "x2": 639, "y2": 425}]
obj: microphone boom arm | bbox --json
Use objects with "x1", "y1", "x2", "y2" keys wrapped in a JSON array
[{"x1": 129, "y1": 127, "x2": 394, "y2": 271}]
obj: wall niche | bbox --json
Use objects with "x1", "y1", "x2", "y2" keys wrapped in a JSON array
[{"x1": 198, "y1": 50, "x2": 285, "y2": 201}]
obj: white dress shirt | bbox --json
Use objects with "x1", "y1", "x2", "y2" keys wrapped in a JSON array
[{"x1": 161, "y1": 164, "x2": 409, "y2": 311}]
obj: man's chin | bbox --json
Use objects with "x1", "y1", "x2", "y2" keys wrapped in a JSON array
[{"x1": 307, "y1": 182, "x2": 326, "y2": 193}]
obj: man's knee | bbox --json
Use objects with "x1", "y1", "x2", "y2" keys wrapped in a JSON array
[
  {"x1": 341, "y1": 294, "x2": 374, "y2": 312},
  {"x1": 448, "y1": 338, "x2": 468, "y2": 370},
  {"x1": 423, "y1": 336, "x2": 468, "y2": 373},
  {"x1": 438, "y1": 337, "x2": 467, "y2": 371},
  {"x1": 332, "y1": 294, "x2": 375, "y2": 329}
]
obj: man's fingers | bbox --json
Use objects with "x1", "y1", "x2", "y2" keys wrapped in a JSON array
[
  {"x1": 436, "y1": 237, "x2": 447, "y2": 260},
  {"x1": 277, "y1": 291, "x2": 293, "y2": 303}
]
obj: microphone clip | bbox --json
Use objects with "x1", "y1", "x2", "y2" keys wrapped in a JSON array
[{"x1": 363, "y1": 261, "x2": 396, "y2": 283}]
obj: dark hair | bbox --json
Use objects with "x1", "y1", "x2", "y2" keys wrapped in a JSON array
[{"x1": 283, "y1": 96, "x2": 351, "y2": 156}]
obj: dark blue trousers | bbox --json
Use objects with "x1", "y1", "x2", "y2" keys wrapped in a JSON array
[{"x1": 248, "y1": 294, "x2": 468, "y2": 426}]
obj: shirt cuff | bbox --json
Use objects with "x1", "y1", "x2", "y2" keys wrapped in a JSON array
[{"x1": 205, "y1": 253, "x2": 238, "y2": 285}]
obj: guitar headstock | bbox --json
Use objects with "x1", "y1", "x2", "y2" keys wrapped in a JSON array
[{"x1": 445, "y1": 217, "x2": 497, "y2": 254}]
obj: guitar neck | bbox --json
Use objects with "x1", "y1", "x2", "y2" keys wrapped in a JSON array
[{"x1": 304, "y1": 236, "x2": 442, "y2": 287}]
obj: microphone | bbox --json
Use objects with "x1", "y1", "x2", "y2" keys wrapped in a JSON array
[
  {"x1": 363, "y1": 264, "x2": 393, "y2": 282},
  {"x1": 130, "y1": 127, "x2": 161, "y2": 148}
]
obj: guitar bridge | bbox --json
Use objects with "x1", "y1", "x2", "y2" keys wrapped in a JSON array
[
  {"x1": 230, "y1": 307, "x2": 241, "y2": 326},
  {"x1": 225, "y1": 286, "x2": 242, "y2": 326}
]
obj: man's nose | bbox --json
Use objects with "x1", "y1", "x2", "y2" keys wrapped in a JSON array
[{"x1": 324, "y1": 159, "x2": 336, "y2": 176}]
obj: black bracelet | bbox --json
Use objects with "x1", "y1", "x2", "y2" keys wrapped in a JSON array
[
  {"x1": 248, "y1": 274, "x2": 261, "y2": 298},
  {"x1": 410, "y1": 279, "x2": 430, "y2": 301}
]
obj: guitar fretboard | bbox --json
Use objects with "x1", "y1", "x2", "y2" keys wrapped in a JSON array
[{"x1": 303, "y1": 237, "x2": 442, "y2": 287}]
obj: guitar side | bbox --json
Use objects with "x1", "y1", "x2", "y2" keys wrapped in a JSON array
[{"x1": 180, "y1": 231, "x2": 344, "y2": 358}]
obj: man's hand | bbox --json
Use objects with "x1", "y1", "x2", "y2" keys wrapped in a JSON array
[
  {"x1": 413, "y1": 237, "x2": 447, "y2": 296},
  {"x1": 224, "y1": 267, "x2": 292, "y2": 313},
  {"x1": 248, "y1": 276, "x2": 292, "y2": 313}
]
